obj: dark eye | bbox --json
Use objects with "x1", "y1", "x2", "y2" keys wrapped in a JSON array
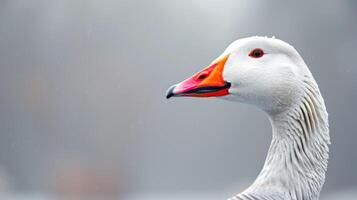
[{"x1": 249, "y1": 48, "x2": 264, "y2": 58}]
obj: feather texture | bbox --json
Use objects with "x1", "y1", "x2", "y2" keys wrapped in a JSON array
[{"x1": 230, "y1": 76, "x2": 329, "y2": 200}]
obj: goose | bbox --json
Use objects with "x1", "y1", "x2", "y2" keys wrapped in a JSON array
[{"x1": 166, "y1": 36, "x2": 330, "y2": 200}]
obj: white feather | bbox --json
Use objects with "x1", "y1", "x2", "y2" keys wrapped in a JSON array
[{"x1": 220, "y1": 37, "x2": 330, "y2": 200}]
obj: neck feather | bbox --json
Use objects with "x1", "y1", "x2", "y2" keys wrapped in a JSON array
[{"x1": 244, "y1": 77, "x2": 330, "y2": 200}]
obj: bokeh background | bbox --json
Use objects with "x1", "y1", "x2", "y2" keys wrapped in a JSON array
[{"x1": 0, "y1": 0, "x2": 356, "y2": 199}]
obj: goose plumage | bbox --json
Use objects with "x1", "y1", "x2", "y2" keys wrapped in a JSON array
[{"x1": 166, "y1": 36, "x2": 329, "y2": 200}]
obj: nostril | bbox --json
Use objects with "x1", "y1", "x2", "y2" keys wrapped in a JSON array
[{"x1": 197, "y1": 73, "x2": 208, "y2": 80}]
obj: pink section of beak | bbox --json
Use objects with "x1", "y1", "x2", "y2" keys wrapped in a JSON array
[
  {"x1": 166, "y1": 55, "x2": 230, "y2": 99},
  {"x1": 173, "y1": 63, "x2": 217, "y2": 94}
]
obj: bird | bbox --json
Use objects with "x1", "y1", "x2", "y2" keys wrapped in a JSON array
[{"x1": 166, "y1": 36, "x2": 330, "y2": 200}]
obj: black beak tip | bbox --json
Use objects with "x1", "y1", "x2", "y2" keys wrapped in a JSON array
[
  {"x1": 166, "y1": 84, "x2": 177, "y2": 99},
  {"x1": 166, "y1": 93, "x2": 173, "y2": 99}
]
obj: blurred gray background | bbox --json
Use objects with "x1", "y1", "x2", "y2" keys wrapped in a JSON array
[{"x1": 0, "y1": 0, "x2": 356, "y2": 199}]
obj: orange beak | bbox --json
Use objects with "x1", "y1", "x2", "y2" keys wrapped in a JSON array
[{"x1": 166, "y1": 55, "x2": 230, "y2": 99}]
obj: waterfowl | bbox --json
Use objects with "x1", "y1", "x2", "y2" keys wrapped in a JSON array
[{"x1": 166, "y1": 37, "x2": 330, "y2": 200}]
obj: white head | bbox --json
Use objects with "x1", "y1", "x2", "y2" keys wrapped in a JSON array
[
  {"x1": 167, "y1": 36, "x2": 330, "y2": 200},
  {"x1": 167, "y1": 36, "x2": 313, "y2": 115}
]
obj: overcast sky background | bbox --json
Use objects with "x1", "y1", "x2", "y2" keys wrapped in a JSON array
[{"x1": 0, "y1": 0, "x2": 356, "y2": 199}]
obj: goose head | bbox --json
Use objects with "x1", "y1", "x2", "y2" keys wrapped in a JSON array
[
  {"x1": 166, "y1": 37, "x2": 330, "y2": 200},
  {"x1": 167, "y1": 36, "x2": 310, "y2": 114}
]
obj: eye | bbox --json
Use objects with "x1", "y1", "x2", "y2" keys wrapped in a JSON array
[{"x1": 249, "y1": 48, "x2": 264, "y2": 58}]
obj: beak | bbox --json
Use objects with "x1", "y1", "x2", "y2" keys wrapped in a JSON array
[{"x1": 166, "y1": 55, "x2": 231, "y2": 99}]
